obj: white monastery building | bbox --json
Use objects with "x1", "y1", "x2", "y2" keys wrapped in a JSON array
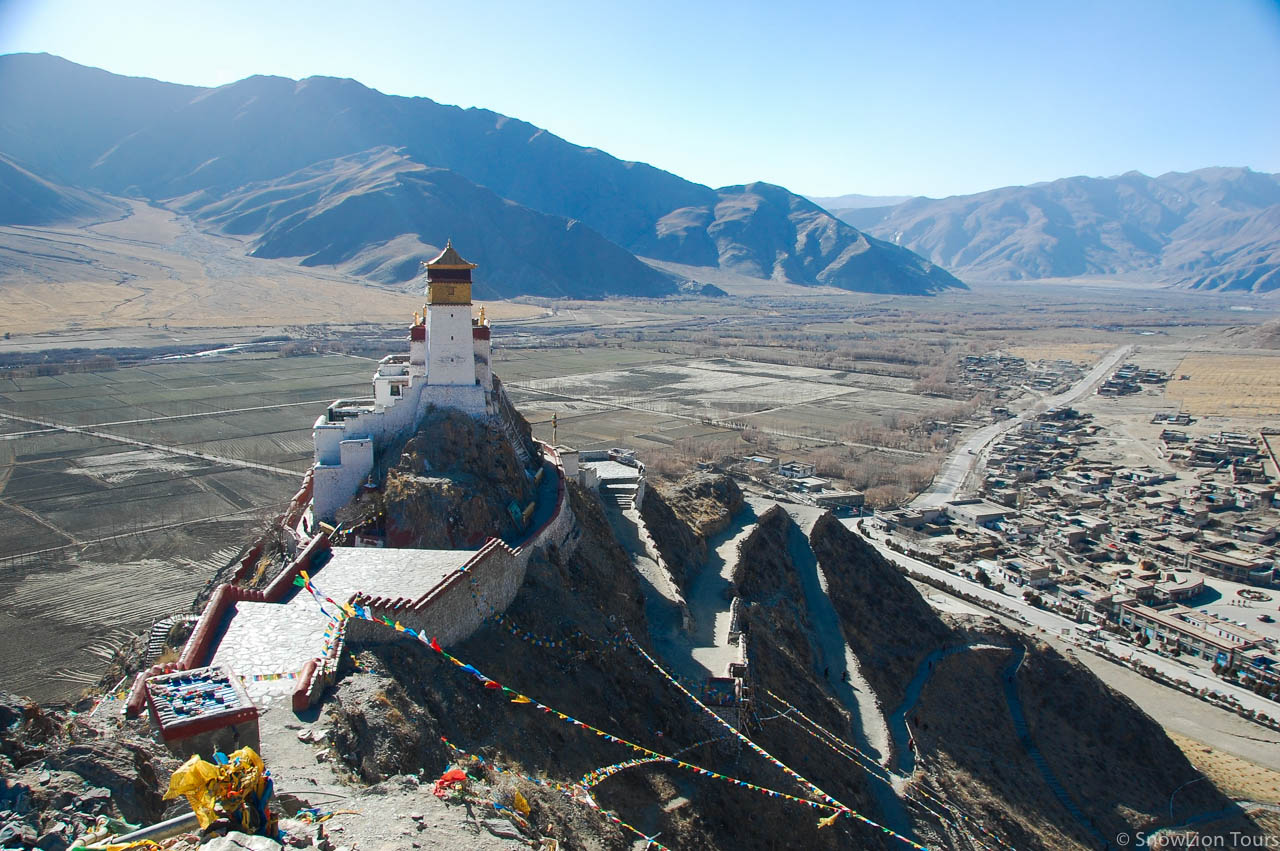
[{"x1": 310, "y1": 242, "x2": 496, "y2": 521}]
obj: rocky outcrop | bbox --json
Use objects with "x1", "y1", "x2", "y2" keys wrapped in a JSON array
[
  {"x1": 640, "y1": 471, "x2": 743, "y2": 592},
  {"x1": 1019, "y1": 643, "x2": 1245, "y2": 841},
  {"x1": 912, "y1": 633, "x2": 1255, "y2": 850},
  {"x1": 372, "y1": 408, "x2": 536, "y2": 548},
  {"x1": 326, "y1": 488, "x2": 909, "y2": 849},
  {"x1": 327, "y1": 674, "x2": 449, "y2": 783},
  {"x1": 730, "y1": 505, "x2": 795, "y2": 600},
  {"x1": 0, "y1": 692, "x2": 178, "y2": 848}
]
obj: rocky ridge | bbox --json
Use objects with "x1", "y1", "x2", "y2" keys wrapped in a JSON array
[
  {"x1": 0, "y1": 395, "x2": 1269, "y2": 850},
  {"x1": 640, "y1": 471, "x2": 744, "y2": 592},
  {"x1": 837, "y1": 167, "x2": 1280, "y2": 293}
]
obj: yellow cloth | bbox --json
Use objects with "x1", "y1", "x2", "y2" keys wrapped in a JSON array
[
  {"x1": 162, "y1": 747, "x2": 268, "y2": 831},
  {"x1": 513, "y1": 790, "x2": 531, "y2": 816}
]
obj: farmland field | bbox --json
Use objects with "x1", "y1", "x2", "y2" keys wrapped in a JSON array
[
  {"x1": 497, "y1": 349, "x2": 960, "y2": 451},
  {"x1": 0, "y1": 353, "x2": 373, "y2": 701},
  {"x1": 1006, "y1": 342, "x2": 1116, "y2": 364},
  {"x1": 1165, "y1": 352, "x2": 1280, "y2": 418},
  {"x1": 0, "y1": 274, "x2": 1273, "y2": 703}
]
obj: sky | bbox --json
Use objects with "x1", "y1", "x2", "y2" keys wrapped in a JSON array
[{"x1": 1, "y1": 0, "x2": 1278, "y2": 198}]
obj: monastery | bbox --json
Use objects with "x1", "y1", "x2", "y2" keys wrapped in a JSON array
[
  {"x1": 311, "y1": 241, "x2": 498, "y2": 522},
  {"x1": 125, "y1": 242, "x2": 580, "y2": 747}
]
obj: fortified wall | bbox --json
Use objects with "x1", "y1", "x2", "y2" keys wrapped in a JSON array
[{"x1": 297, "y1": 443, "x2": 577, "y2": 709}]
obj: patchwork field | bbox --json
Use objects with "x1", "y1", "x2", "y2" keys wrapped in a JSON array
[
  {"x1": 2, "y1": 344, "x2": 951, "y2": 701},
  {"x1": 1165, "y1": 352, "x2": 1280, "y2": 418},
  {"x1": 0, "y1": 353, "x2": 374, "y2": 701},
  {"x1": 497, "y1": 349, "x2": 959, "y2": 450}
]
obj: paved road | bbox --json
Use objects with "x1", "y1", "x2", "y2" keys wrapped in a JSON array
[{"x1": 912, "y1": 344, "x2": 1133, "y2": 508}]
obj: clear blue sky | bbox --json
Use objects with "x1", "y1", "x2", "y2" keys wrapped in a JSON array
[{"x1": 2, "y1": 0, "x2": 1277, "y2": 197}]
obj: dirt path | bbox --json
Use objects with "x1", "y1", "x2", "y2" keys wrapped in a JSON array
[
  {"x1": 0, "y1": 398, "x2": 338, "y2": 442},
  {"x1": 604, "y1": 506, "x2": 687, "y2": 672},
  {"x1": 683, "y1": 506, "x2": 758, "y2": 679},
  {"x1": 888, "y1": 644, "x2": 1003, "y2": 774}
]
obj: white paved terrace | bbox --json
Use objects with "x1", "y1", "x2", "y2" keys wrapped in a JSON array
[
  {"x1": 211, "y1": 547, "x2": 473, "y2": 705},
  {"x1": 583, "y1": 460, "x2": 642, "y2": 481}
]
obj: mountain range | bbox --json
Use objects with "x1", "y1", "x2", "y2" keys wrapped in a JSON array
[
  {"x1": 831, "y1": 169, "x2": 1280, "y2": 293},
  {"x1": 0, "y1": 53, "x2": 961, "y2": 299}
]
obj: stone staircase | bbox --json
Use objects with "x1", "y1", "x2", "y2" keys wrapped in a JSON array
[
  {"x1": 494, "y1": 413, "x2": 532, "y2": 469},
  {"x1": 600, "y1": 481, "x2": 639, "y2": 509},
  {"x1": 143, "y1": 614, "x2": 199, "y2": 665},
  {"x1": 492, "y1": 389, "x2": 534, "y2": 469}
]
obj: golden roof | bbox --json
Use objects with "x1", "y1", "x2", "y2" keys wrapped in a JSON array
[{"x1": 426, "y1": 239, "x2": 477, "y2": 270}]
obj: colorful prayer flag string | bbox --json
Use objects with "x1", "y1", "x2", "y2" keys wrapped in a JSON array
[
  {"x1": 762, "y1": 690, "x2": 1018, "y2": 851},
  {"x1": 624, "y1": 631, "x2": 934, "y2": 850},
  {"x1": 442, "y1": 738, "x2": 671, "y2": 851},
  {"x1": 296, "y1": 574, "x2": 932, "y2": 849}
]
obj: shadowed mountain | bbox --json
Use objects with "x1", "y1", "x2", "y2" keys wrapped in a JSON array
[
  {"x1": 640, "y1": 182, "x2": 962, "y2": 294},
  {"x1": 0, "y1": 53, "x2": 963, "y2": 296},
  {"x1": 172, "y1": 147, "x2": 679, "y2": 298},
  {"x1": 0, "y1": 53, "x2": 202, "y2": 188},
  {"x1": 837, "y1": 168, "x2": 1280, "y2": 293},
  {"x1": 0, "y1": 154, "x2": 125, "y2": 225}
]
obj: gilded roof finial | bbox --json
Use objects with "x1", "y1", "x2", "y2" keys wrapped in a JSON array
[{"x1": 478, "y1": 305, "x2": 486, "y2": 324}]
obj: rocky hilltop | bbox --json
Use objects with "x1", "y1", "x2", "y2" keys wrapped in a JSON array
[
  {"x1": 640, "y1": 471, "x2": 744, "y2": 592},
  {"x1": 0, "y1": 53, "x2": 962, "y2": 297}
]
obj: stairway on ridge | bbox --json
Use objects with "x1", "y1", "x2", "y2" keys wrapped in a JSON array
[
  {"x1": 600, "y1": 481, "x2": 639, "y2": 509},
  {"x1": 494, "y1": 412, "x2": 532, "y2": 469},
  {"x1": 144, "y1": 614, "x2": 198, "y2": 665}
]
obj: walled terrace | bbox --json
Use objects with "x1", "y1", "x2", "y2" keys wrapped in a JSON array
[{"x1": 126, "y1": 442, "x2": 575, "y2": 717}]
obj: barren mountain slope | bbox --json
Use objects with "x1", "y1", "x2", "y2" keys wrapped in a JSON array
[
  {"x1": 840, "y1": 168, "x2": 1280, "y2": 292},
  {"x1": 0, "y1": 53, "x2": 964, "y2": 296}
]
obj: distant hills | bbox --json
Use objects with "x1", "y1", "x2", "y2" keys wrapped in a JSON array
[
  {"x1": 172, "y1": 147, "x2": 672, "y2": 299},
  {"x1": 828, "y1": 169, "x2": 1280, "y2": 293},
  {"x1": 805, "y1": 192, "x2": 913, "y2": 211},
  {"x1": 0, "y1": 53, "x2": 961, "y2": 298}
]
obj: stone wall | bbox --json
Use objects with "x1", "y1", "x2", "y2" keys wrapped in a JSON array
[
  {"x1": 126, "y1": 532, "x2": 332, "y2": 717},
  {"x1": 294, "y1": 442, "x2": 577, "y2": 708}
]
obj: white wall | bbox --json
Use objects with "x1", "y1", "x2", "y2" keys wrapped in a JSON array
[
  {"x1": 428, "y1": 306, "x2": 475, "y2": 385},
  {"x1": 473, "y1": 333, "x2": 492, "y2": 390}
]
